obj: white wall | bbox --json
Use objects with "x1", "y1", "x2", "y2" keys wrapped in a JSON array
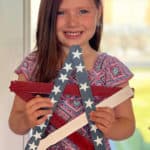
[{"x1": 0, "y1": 0, "x2": 30, "y2": 149}]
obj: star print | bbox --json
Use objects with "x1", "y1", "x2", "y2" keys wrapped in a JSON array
[
  {"x1": 51, "y1": 97, "x2": 57, "y2": 104},
  {"x1": 52, "y1": 85, "x2": 61, "y2": 95},
  {"x1": 90, "y1": 124, "x2": 97, "y2": 133},
  {"x1": 94, "y1": 137, "x2": 103, "y2": 146},
  {"x1": 76, "y1": 63, "x2": 84, "y2": 72},
  {"x1": 80, "y1": 83, "x2": 89, "y2": 91},
  {"x1": 33, "y1": 131, "x2": 42, "y2": 140},
  {"x1": 59, "y1": 73, "x2": 68, "y2": 83},
  {"x1": 63, "y1": 63, "x2": 72, "y2": 72},
  {"x1": 37, "y1": 123, "x2": 46, "y2": 130},
  {"x1": 47, "y1": 114, "x2": 52, "y2": 120},
  {"x1": 29, "y1": 142, "x2": 37, "y2": 150},
  {"x1": 85, "y1": 99, "x2": 93, "y2": 108},
  {"x1": 72, "y1": 49, "x2": 82, "y2": 59}
]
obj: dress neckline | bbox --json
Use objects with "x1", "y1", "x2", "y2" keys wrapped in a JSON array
[{"x1": 86, "y1": 52, "x2": 106, "y2": 73}]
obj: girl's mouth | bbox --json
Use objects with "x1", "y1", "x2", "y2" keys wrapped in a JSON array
[{"x1": 64, "y1": 31, "x2": 83, "y2": 39}]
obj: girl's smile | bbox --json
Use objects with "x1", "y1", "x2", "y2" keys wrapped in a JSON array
[{"x1": 63, "y1": 31, "x2": 83, "y2": 40}]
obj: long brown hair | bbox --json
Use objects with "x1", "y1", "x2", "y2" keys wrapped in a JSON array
[{"x1": 34, "y1": 0, "x2": 103, "y2": 82}]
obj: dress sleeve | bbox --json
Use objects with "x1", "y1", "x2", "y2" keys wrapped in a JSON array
[
  {"x1": 102, "y1": 54, "x2": 133, "y2": 87},
  {"x1": 15, "y1": 52, "x2": 37, "y2": 81}
]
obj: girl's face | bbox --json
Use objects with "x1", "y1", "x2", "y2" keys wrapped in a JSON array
[{"x1": 56, "y1": 0, "x2": 101, "y2": 50}]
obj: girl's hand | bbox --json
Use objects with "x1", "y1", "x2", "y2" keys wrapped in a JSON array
[
  {"x1": 90, "y1": 107, "x2": 116, "y2": 136},
  {"x1": 24, "y1": 96, "x2": 53, "y2": 128}
]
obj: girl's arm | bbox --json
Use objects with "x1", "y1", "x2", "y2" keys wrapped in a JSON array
[
  {"x1": 90, "y1": 82, "x2": 135, "y2": 140},
  {"x1": 8, "y1": 74, "x2": 53, "y2": 135}
]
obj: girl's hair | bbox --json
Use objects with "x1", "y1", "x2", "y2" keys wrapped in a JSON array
[{"x1": 34, "y1": 0, "x2": 103, "y2": 82}]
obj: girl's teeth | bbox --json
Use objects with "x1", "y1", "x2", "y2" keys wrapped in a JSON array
[{"x1": 65, "y1": 32, "x2": 81, "y2": 36}]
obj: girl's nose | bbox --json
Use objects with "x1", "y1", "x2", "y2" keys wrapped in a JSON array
[{"x1": 67, "y1": 13, "x2": 79, "y2": 27}]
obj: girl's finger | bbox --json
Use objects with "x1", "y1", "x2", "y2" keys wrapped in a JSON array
[
  {"x1": 29, "y1": 102, "x2": 53, "y2": 113},
  {"x1": 91, "y1": 116, "x2": 111, "y2": 128},
  {"x1": 26, "y1": 97, "x2": 53, "y2": 109},
  {"x1": 36, "y1": 115, "x2": 48, "y2": 125},
  {"x1": 34, "y1": 109, "x2": 52, "y2": 120},
  {"x1": 90, "y1": 108, "x2": 115, "y2": 121}
]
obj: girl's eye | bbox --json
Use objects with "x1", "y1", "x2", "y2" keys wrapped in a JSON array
[
  {"x1": 79, "y1": 9, "x2": 89, "y2": 14},
  {"x1": 57, "y1": 11, "x2": 64, "y2": 16}
]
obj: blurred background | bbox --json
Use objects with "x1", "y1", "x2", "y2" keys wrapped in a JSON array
[
  {"x1": 102, "y1": 0, "x2": 150, "y2": 150},
  {"x1": 0, "y1": 0, "x2": 150, "y2": 149}
]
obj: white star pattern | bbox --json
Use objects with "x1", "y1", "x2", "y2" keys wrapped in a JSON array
[
  {"x1": 33, "y1": 131, "x2": 42, "y2": 140},
  {"x1": 80, "y1": 83, "x2": 89, "y2": 91},
  {"x1": 37, "y1": 123, "x2": 46, "y2": 130},
  {"x1": 85, "y1": 99, "x2": 93, "y2": 108},
  {"x1": 72, "y1": 49, "x2": 82, "y2": 59},
  {"x1": 51, "y1": 97, "x2": 57, "y2": 104},
  {"x1": 47, "y1": 113, "x2": 52, "y2": 119},
  {"x1": 52, "y1": 85, "x2": 61, "y2": 95},
  {"x1": 90, "y1": 124, "x2": 98, "y2": 133},
  {"x1": 59, "y1": 73, "x2": 68, "y2": 83},
  {"x1": 94, "y1": 137, "x2": 103, "y2": 146},
  {"x1": 63, "y1": 63, "x2": 72, "y2": 72},
  {"x1": 76, "y1": 63, "x2": 84, "y2": 72},
  {"x1": 29, "y1": 143, "x2": 37, "y2": 150}
]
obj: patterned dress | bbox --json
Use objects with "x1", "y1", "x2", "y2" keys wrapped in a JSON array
[{"x1": 15, "y1": 52, "x2": 133, "y2": 150}]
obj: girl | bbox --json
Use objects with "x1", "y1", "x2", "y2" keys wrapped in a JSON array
[{"x1": 9, "y1": 0, "x2": 135, "y2": 149}]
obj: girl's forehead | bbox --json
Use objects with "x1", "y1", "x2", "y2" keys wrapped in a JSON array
[{"x1": 59, "y1": 0, "x2": 96, "y2": 8}]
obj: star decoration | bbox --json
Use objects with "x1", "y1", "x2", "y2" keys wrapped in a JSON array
[
  {"x1": 25, "y1": 46, "x2": 105, "y2": 149},
  {"x1": 72, "y1": 49, "x2": 82, "y2": 59},
  {"x1": 76, "y1": 63, "x2": 84, "y2": 72},
  {"x1": 63, "y1": 63, "x2": 72, "y2": 72},
  {"x1": 29, "y1": 142, "x2": 37, "y2": 150},
  {"x1": 90, "y1": 124, "x2": 97, "y2": 133},
  {"x1": 59, "y1": 73, "x2": 68, "y2": 83},
  {"x1": 80, "y1": 83, "x2": 89, "y2": 91},
  {"x1": 33, "y1": 131, "x2": 42, "y2": 140},
  {"x1": 47, "y1": 113, "x2": 52, "y2": 119},
  {"x1": 51, "y1": 97, "x2": 57, "y2": 104},
  {"x1": 94, "y1": 137, "x2": 103, "y2": 146},
  {"x1": 85, "y1": 98, "x2": 93, "y2": 108},
  {"x1": 52, "y1": 85, "x2": 61, "y2": 95},
  {"x1": 37, "y1": 123, "x2": 47, "y2": 130}
]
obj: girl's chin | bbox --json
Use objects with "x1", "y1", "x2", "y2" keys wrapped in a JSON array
[
  {"x1": 60, "y1": 39, "x2": 88, "y2": 47},
  {"x1": 62, "y1": 43, "x2": 84, "y2": 48},
  {"x1": 60, "y1": 41, "x2": 81, "y2": 47}
]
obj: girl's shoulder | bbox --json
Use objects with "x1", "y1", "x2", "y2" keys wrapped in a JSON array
[
  {"x1": 15, "y1": 51, "x2": 38, "y2": 81},
  {"x1": 95, "y1": 52, "x2": 133, "y2": 86}
]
